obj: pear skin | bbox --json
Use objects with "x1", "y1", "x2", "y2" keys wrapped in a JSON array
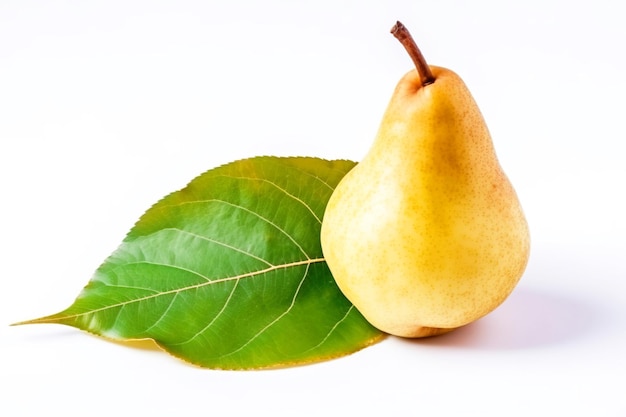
[{"x1": 320, "y1": 22, "x2": 530, "y2": 338}]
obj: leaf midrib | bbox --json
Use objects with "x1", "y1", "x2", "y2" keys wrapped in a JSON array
[{"x1": 27, "y1": 257, "x2": 326, "y2": 324}]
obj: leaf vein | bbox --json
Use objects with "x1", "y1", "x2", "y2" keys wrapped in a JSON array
[
  {"x1": 142, "y1": 292, "x2": 178, "y2": 334},
  {"x1": 223, "y1": 175, "x2": 322, "y2": 224},
  {"x1": 170, "y1": 278, "x2": 241, "y2": 346},
  {"x1": 279, "y1": 162, "x2": 335, "y2": 191},
  {"x1": 156, "y1": 199, "x2": 311, "y2": 259},
  {"x1": 303, "y1": 305, "x2": 356, "y2": 354},
  {"x1": 100, "y1": 283, "x2": 162, "y2": 293},
  {"x1": 163, "y1": 227, "x2": 273, "y2": 267},
  {"x1": 216, "y1": 262, "x2": 311, "y2": 360}
]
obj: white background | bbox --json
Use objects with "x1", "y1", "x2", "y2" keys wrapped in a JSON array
[{"x1": 1, "y1": 1, "x2": 625, "y2": 415}]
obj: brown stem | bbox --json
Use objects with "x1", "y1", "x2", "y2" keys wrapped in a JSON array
[{"x1": 390, "y1": 21, "x2": 435, "y2": 86}]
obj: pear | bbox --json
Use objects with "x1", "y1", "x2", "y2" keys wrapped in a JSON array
[{"x1": 320, "y1": 22, "x2": 530, "y2": 338}]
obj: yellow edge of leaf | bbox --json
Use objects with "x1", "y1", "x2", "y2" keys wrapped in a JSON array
[{"x1": 12, "y1": 320, "x2": 388, "y2": 370}]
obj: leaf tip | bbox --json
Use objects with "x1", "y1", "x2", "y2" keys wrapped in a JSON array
[{"x1": 9, "y1": 312, "x2": 65, "y2": 327}]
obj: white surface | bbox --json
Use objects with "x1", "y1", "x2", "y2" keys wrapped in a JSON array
[{"x1": 1, "y1": 1, "x2": 625, "y2": 415}]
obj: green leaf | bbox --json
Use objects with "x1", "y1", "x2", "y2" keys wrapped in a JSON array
[{"x1": 19, "y1": 156, "x2": 384, "y2": 369}]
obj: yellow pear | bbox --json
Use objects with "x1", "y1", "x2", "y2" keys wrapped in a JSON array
[{"x1": 320, "y1": 22, "x2": 530, "y2": 338}]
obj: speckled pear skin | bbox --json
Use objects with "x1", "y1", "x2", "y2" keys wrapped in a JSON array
[{"x1": 321, "y1": 66, "x2": 530, "y2": 338}]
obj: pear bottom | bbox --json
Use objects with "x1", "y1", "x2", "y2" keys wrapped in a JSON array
[{"x1": 396, "y1": 325, "x2": 458, "y2": 338}]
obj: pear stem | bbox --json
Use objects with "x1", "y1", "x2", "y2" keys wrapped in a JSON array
[{"x1": 390, "y1": 21, "x2": 435, "y2": 86}]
